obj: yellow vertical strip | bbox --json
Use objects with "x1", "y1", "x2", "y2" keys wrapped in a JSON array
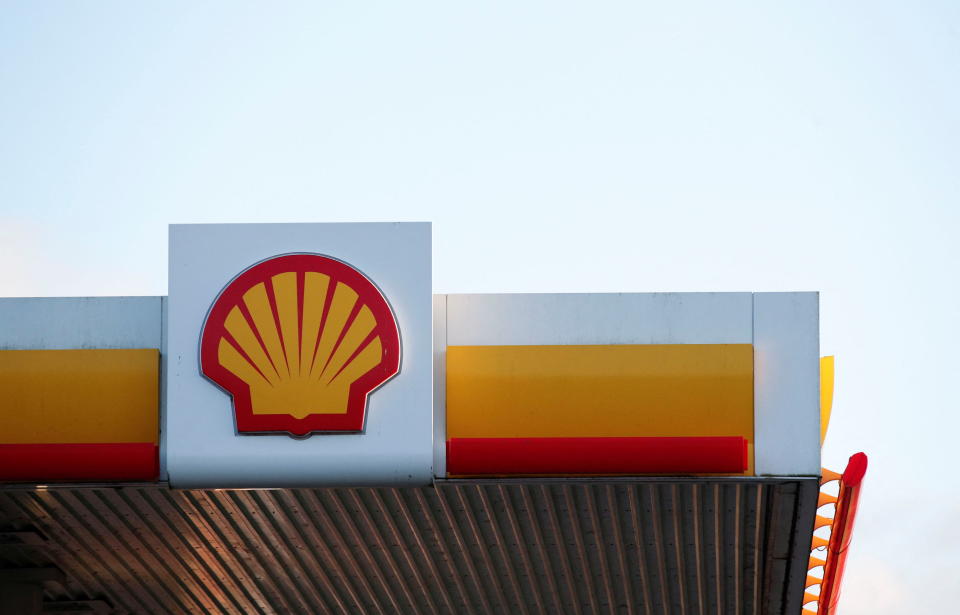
[
  {"x1": 820, "y1": 356, "x2": 835, "y2": 446},
  {"x1": 311, "y1": 283, "x2": 358, "y2": 379},
  {"x1": 271, "y1": 272, "x2": 301, "y2": 378},
  {"x1": 300, "y1": 272, "x2": 330, "y2": 378},
  {"x1": 243, "y1": 283, "x2": 289, "y2": 379}
]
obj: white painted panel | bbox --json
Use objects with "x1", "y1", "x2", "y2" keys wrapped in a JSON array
[
  {"x1": 166, "y1": 223, "x2": 432, "y2": 488},
  {"x1": 0, "y1": 297, "x2": 162, "y2": 349},
  {"x1": 159, "y1": 296, "x2": 169, "y2": 481},
  {"x1": 447, "y1": 293, "x2": 753, "y2": 346},
  {"x1": 753, "y1": 292, "x2": 820, "y2": 476},
  {"x1": 432, "y1": 294, "x2": 447, "y2": 478}
]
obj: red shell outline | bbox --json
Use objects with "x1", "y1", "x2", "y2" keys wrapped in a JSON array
[{"x1": 200, "y1": 253, "x2": 401, "y2": 436}]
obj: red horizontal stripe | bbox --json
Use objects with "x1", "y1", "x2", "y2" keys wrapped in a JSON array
[
  {"x1": 0, "y1": 443, "x2": 158, "y2": 482},
  {"x1": 447, "y1": 436, "x2": 748, "y2": 475}
]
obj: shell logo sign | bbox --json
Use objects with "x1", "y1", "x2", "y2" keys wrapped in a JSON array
[{"x1": 200, "y1": 254, "x2": 401, "y2": 436}]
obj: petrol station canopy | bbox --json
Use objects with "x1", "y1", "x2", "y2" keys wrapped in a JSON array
[{"x1": 0, "y1": 223, "x2": 859, "y2": 614}]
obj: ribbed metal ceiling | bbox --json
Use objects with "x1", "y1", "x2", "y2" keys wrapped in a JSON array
[{"x1": 0, "y1": 479, "x2": 816, "y2": 614}]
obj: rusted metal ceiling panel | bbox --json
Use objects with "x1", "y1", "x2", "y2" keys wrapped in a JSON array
[{"x1": 0, "y1": 479, "x2": 816, "y2": 614}]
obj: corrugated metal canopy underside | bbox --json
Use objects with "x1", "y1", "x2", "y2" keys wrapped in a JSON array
[{"x1": 0, "y1": 478, "x2": 817, "y2": 614}]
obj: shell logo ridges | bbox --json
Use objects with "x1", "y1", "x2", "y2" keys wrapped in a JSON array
[{"x1": 200, "y1": 254, "x2": 401, "y2": 436}]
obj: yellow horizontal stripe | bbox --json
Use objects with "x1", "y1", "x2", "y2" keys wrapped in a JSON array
[
  {"x1": 447, "y1": 344, "x2": 754, "y2": 474},
  {"x1": 0, "y1": 349, "x2": 159, "y2": 444}
]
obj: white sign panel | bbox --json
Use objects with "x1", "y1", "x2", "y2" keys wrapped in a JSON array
[{"x1": 166, "y1": 223, "x2": 432, "y2": 487}]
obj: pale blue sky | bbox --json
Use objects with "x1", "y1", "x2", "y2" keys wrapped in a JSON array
[{"x1": 2, "y1": 2, "x2": 959, "y2": 611}]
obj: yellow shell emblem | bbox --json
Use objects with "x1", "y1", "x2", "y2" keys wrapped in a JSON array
[{"x1": 200, "y1": 254, "x2": 400, "y2": 435}]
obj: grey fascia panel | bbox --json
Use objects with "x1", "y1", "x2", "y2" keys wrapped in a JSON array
[
  {"x1": 446, "y1": 292, "x2": 754, "y2": 346},
  {"x1": 0, "y1": 297, "x2": 162, "y2": 349}
]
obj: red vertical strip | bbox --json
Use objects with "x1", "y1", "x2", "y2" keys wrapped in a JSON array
[{"x1": 819, "y1": 452, "x2": 868, "y2": 614}]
